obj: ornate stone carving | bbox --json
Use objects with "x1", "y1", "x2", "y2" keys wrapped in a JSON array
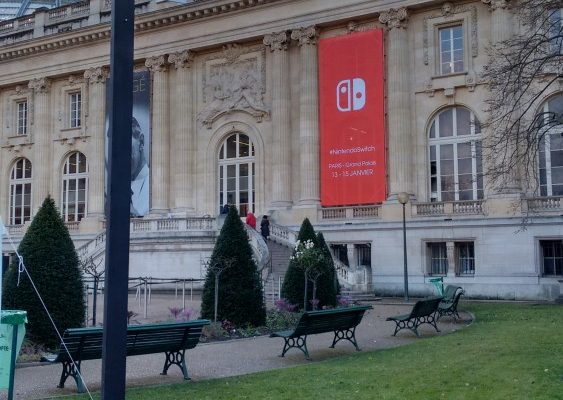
[
  {"x1": 198, "y1": 45, "x2": 268, "y2": 128},
  {"x1": 378, "y1": 8, "x2": 409, "y2": 30},
  {"x1": 84, "y1": 67, "x2": 108, "y2": 84},
  {"x1": 168, "y1": 50, "x2": 194, "y2": 69},
  {"x1": 291, "y1": 26, "x2": 319, "y2": 46},
  {"x1": 28, "y1": 77, "x2": 51, "y2": 93},
  {"x1": 482, "y1": 0, "x2": 510, "y2": 10},
  {"x1": 223, "y1": 43, "x2": 244, "y2": 64},
  {"x1": 423, "y1": 4, "x2": 478, "y2": 65},
  {"x1": 441, "y1": 2, "x2": 454, "y2": 16},
  {"x1": 465, "y1": 71, "x2": 477, "y2": 92},
  {"x1": 145, "y1": 55, "x2": 168, "y2": 72},
  {"x1": 263, "y1": 31, "x2": 289, "y2": 52}
]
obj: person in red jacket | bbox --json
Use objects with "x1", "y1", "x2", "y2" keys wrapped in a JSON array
[{"x1": 246, "y1": 212, "x2": 256, "y2": 229}]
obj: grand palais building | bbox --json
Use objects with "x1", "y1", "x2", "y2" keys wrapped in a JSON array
[{"x1": 0, "y1": 0, "x2": 561, "y2": 301}]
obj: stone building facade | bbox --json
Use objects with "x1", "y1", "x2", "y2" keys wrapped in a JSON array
[{"x1": 0, "y1": 0, "x2": 561, "y2": 300}]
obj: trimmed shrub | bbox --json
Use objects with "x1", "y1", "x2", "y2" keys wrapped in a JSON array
[
  {"x1": 200, "y1": 206, "x2": 266, "y2": 327},
  {"x1": 3, "y1": 197, "x2": 85, "y2": 348},
  {"x1": 281, "y1": 219, "x2": 337, "y2": 310}
]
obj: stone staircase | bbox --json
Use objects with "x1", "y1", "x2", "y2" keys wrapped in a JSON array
[{"x1": 262, "y1": 240, "x2": 293, "y2": 306}]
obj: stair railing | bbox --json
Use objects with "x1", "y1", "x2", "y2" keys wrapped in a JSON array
[
  {"x1": 269, "y1": 222, "x2": 297, "y2": 247},
  {"x1": 244, "y1": 224, "x2": 271, "y2": 272}
]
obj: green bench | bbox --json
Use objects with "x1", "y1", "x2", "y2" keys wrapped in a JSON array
[
  {"x1": 386, "y1": 297, "x2": 442, "y2": 337},
  {"x1": 42, "y1": 319, "x2": 210, "y2": 393},
  {"x1": 437, "y1": 285, "x2": 464, "y2": 321},
  {"x1": 270, "y1": 305, "x2": 372, "y2": 360}
]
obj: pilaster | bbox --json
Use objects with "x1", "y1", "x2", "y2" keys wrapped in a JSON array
[
  {"x1": 379, "y1": 8, "x2": 414, "y2": 201},
  {"x1": 483, "y1": 0, "x2": 521, "y2": 196},
  {"x1": 264, "y1": 31, "x2": 292, "y2": 208},
  {"x1": 145, "y1": 55, "x2": 170, "y2": 215},
  {"x1": 83, "y1": 67, "x2": 108, "y2": 220},
  {"x1": 291, "y1": 26, "x2": 320, "y2": 207},
  {"x1": 28, "y1": 77, "x2": 52, "y2": 215},
  {"x1": 168, "y1": 50, "x2": 195, "y2": 215}
]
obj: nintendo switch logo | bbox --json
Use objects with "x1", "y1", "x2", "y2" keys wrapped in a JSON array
[{"x1": 336, "y1": 78, "x2": 366, "y2": 112}]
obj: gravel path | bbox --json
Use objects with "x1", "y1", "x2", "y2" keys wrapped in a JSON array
[{"x1": 4, "y1": 295, "x2": 471, "y2": 399}]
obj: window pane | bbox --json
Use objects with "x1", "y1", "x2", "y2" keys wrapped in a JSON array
[
  {"x1": 239, "y1": 135, "x2": 250, "y2": 157},
  {"x1": 226, "y1": 135, "x2": 237, "y2": 158},
  {"x1": 439, "y1": 110, "x2": 454, "y2": 137},
  {"x1": 456, "y1": 109, "x2": 471, "y2": 136}
]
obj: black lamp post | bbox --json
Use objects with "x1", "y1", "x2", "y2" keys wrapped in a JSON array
[{"x1": 397, "y1": 192, "x2": 410, "y2": 301}]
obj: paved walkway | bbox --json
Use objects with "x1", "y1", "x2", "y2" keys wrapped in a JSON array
[{"x1": 5, "y1": 294, "x2": 472, "y2": 399}]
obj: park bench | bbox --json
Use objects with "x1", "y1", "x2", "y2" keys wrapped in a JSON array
[
  {"x1": 42, "y1": 319, "x2": 210, "y2": 393},
  {"x1": 437, "y1": 285, "x2": 464, "y2": 321},
  {"x1": 270, "y1": 305, "x2": 372, "y2": 360},
  {"x1": 386, "y1": 297, "x2": 442, "y2": 337}
]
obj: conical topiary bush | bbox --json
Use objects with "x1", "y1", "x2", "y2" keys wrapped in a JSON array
[
  {"x1": 200, "y1": 206, "x2": 266, "y2": 326},
  {"x1": 2, "y1": 197, "x2": 85, "y2": 348}
]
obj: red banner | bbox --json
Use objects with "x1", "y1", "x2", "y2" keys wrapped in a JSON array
[{"x1": 319, "y1": 29, "x2": 386, "y2": 206}]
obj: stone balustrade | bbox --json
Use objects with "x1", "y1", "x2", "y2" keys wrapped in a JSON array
[
  {"x1": 319, "y1": 205, "x2": 381, "y2": 221},
  {"x1": 415, "y1": 200, "x2": 484, "y2": 216},
  {"x1": 527, "y1": 196, "x2": 562, "y2": 212}
]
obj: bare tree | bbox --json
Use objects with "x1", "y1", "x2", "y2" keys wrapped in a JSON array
[
  {"x1": 204, "y1": 256, "x2": 236, "y2": 322},
  {"x1": 482, "y1": 1, "x2": 562, "y2": 194},
  {"x1": 81, "y1": 256, "x2": 105, "y2": 326}
]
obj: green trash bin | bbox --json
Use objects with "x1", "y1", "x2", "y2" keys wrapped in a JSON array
[
  {"x1": 428, "y1": 277, "x2": 444, "y2": 296},
  {"x1": 0, "y1": 310, "x2": 27, "y2": 400}
]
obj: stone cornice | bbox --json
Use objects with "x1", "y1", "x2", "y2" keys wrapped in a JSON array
[
  {"x1": 84, "y1": 67, "x2": 108, "y2": 84},
  {"x1": 145, "y1": 55, "x2": 168, "y2": 72},
  {"x1": 378, "y1": 7, "x2": 409, "y2": 30},
  {"x1": 28, "y1": 77, "x2": 51, "y2": 93},
  {"x1": 263, "y1": 31, "x2": 289, "y2": 52},
  {"x1": 0, "y1": 0, "x2": 278, "y2": 63},
  {"x1": 291, "y1": 26, "x2": 319, "y2": 46},
  {"x1": 168, "y1": 50, "x2": 194, "y2": 69}
]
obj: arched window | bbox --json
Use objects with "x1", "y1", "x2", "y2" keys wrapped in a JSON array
[
  {"x1": 428, "y1": 107, "x2": 483, "y2": 202},
  {"x1": 61, "y1": 152, "x2": 88, "y2": 222},
  {"x1": 9, "y1": 158, "x2": 32, "y2": 225},
  {"x1": 218, "y1": 133, "x2": 255, "y2": 216},
  {"x1": 538, "y1": 94, "x2": 563, "y2": 196}
]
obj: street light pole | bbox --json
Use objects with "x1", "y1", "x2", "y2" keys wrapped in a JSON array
[{"x1": 398, "y1": 192, "x2": 410, "y2": 302}]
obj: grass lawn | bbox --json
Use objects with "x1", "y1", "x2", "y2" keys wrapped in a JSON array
[{"x1": 68, "y1": 302, "x2": 562, "y2": 400}]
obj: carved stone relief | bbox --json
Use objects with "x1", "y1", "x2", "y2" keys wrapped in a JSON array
[
  {"x1": 423, "y1": 3, "x2": 478, "y2": 65},
  {"x1": 168, "y1": 50, "x2": 194, "y2": 69},
  {"x1": 198, "y1": 44, "x2": 268, "y2": 128},
  {"x1": 378, "y1": 8, "x2": 409, "y2": 30}
]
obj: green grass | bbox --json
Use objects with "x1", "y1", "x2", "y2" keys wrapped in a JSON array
[{"x1": 67, "y1": 303, "x2": 563, "y2": 400}]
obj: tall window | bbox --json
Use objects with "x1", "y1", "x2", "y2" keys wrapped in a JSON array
[
  {"x1": 62, "y1": 152, "x2": 88, "y2": 222},
  {"x1": 69, "y1": 92, "x2": 82, "y2": 128},
  {"x1": 439, "y1": 25, "x2": 464, "y2": 74},
  {"x1": 9, "y1": 158, "x2": 32, "y2": 225},
  {"x1": 540, "y1": 240, "x2": 563, "y2": 276},
  {"x1": 218, "y1": 133, "x2": 255, "y2": 217},
  {"x1": 538, "y1": 94, "x2": 563, "y2": 196},
  {"x1": 16, "y1": 100, "x2": 28, "y2": 135},
  {"x1": 456, "y1": 242, "x2": 475, "y2": 276},
  {"x1": 429, "y1": 107, "x2": 483, "y2": 201},
  {"x1": 549, "y1": 8, "x2": 562, "y2": 54},
  {"x1": 428, "y1": 242, "x2": 448, "y2": 275}
]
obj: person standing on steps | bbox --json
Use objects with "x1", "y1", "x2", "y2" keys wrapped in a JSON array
[
  {"x1": 246, "y1": 212, "x2": 257, "y2": 229},
  {"x1": 260, "y1": 215, "x2": 270, "y2": 241}
]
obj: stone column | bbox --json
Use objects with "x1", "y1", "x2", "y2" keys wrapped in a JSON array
[
  {"x1": 291, "y1": 26, "x2": 320, "y2": 206},
  {"x1": 84, "y1": 67, "x2": 108, "y2": 218},
  {"x1": 264, "y1": 31, "x2": 292, "y2": 208},
  {"x1": 379, "y1": 8, "x2": 413, "y2": 200},
  {"x1": 168, "y1": 50, "x2": 195, "y2": 215},
  {"x1": 446, "y1": 241, "x2": 456, "y2": 277},
  {"x1": 483, "y1": 0, "x2": 521, "y2": 194},
  {"x1": 145, "y1": 55, "x2": 170, "y2": 215},
  {"x1": 28, "y1": 77, "x2": 52, "y2": 215}
]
